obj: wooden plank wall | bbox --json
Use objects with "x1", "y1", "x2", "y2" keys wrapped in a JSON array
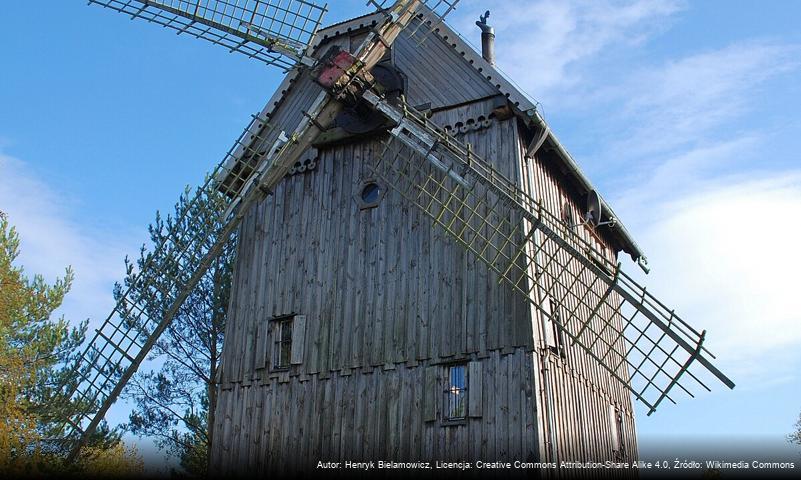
[
  {"x1": 217, "y1": 117, "x2": 532, "y2": 385},
  {"x1": 519, "y1": 140, "x2": 639, "y2": 465},
  {"x1": 211, "y1": 95, "x2": 539, "y2": 471},
  {"x1": 211, "y1": 349, "x2": 538, "y2": 474},
  {"x1": 212, "y1": 20, "x2": 640, "y2": 473},
  {"x1": 394, "y1": 26, "x2": 499, "y2": 109}
]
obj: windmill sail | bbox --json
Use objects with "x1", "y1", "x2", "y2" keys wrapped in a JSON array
[
  {"x1": 88, "y1": 0, "x2": 328, "y2": 70},
  {"x1": 59, "y1": 0, "x2": 729, "y2": 464},
  {"x1": 58, "y1": 0, "x2": 436, "y2": 460},
  {"x1": 360, "y1": 90, "x2": 735, "y2": 413},
  {"x1": 370, "y1": 0, "x2": 460, "y2": 42},
  {"x1": 370, "y1": 0, "x2": 459, "y2": 25},
  {"x1": 55, "y1": 113, "x2": 287, "y2": 457}
]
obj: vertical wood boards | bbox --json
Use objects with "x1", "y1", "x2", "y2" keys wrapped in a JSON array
[
  {"x1": 291, "y1": 315, "x2": 307, "y2": 365},
  {"x1": 468, "y1": 360, "x2": 482, "y2": 418},
  {"x1": 217, "y1": 117, "x2": 533, "y2": 382},
  {"x1": 520, "y1": 131, "x2": 639, "y2": 464},
  {"x1": 212, "y1": 350, "x2": 537, "y2": 473},
  {"x1": 214, "y1": 119, "x2": 638, "y2": 470},
  {"x1": 394, "y1": 29, "x2": 498, "y2": 110},
  {"x1": 211, "y1": 17, "x2": 639, "y2": 474}
]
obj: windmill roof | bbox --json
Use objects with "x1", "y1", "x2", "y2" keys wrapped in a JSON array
[{"x1": 241, "y1": 9, "x2": 646, "y2": 264}]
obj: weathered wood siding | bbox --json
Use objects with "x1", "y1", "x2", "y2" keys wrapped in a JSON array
[
  {"x1": 212, "y1": 109, "x2": 537, "y2": 472},
  {"x1": 394, "y1": 30, "x2": 498, "y2": 109},
  {"x1": 211, "y1": 349, "x2": 538, "y2": 474},
  {"x1": 211, "y1": 19, "x2": 638, "y2": 474},
  {"x1": 520, "y1": 143, "x2": 638, "y2": 464},
  {"x1": 217, "y1": 125, "x2": 532, "y2": 386}
]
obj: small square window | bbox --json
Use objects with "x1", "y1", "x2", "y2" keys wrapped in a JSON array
[
  {"x1": 274, "y1": 318, "x2": 293, "y2": 370},
  {"x1": 444, "y1": 364, "x2": 467, "y2": 421}
]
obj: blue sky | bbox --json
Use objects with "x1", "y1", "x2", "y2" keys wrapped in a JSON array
[{"x1": 1, "y1": 0, "x2": 800, "y2": 466}]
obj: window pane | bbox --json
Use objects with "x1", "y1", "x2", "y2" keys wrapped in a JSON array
[
  {"x1": 280, "y1": 342, "x2": 291, "y2": 367},
  {"x1": 274, "y1": 318, "x2": 293, "y2": 369},
  {"x1": 445, "y1": 365, "x2": 467, "y2": 419},
  {"x1": 280, "y1": 320, "x2": 292, "y2": 343},
  {"x1": 454, "y1": 391, "x2": 465, "y2": 418},
  {"x1": 361, "y1": 183, "x2": 381, "y2": 203},
  {"x1": 450, "y1": 365, "x2": 465, "y2": 389}
]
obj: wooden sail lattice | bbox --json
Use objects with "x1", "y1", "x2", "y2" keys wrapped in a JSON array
[
  {"x1": 55, "y1": 114, "x2": 290, "y2": 457},
  {"x1": 87, "y1": 0, "x2": 329, "y2": 70},
  {"x1": 362, "y1": 93, "x2": 735, "y2": 413},
  {"x1": 57, "y1": 0, "x2": 734, "y2": 464},
  {"x1": 370, "y1": 0, "x2": 458, "y2": 17},
  {"x1": 369, "y1": 0, "x2": 459, "y2": 43},
  {"x1": 59, "y1": 0, "x2": 457, "y2": 459}
]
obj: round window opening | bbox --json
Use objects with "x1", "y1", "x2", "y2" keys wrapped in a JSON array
[{"x1": 361, "y1": 182, "x2": 381, "y2": 204}]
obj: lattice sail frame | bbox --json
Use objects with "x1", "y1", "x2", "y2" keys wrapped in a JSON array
[
  {"x1": 369, "y1": 0, "x2": 459, "y2": 42},
  {"x1": 59, "y1": 0, "x2": 461, "y2": 458},
  {"x1": 370, "y1": 0, "x2": 458, "y2": 23},
  {"x1": 55, "y1": 114, "x2": 290, "y2": 452},
  {"x1": 361, "y1": 91, "x2": 734, "y2": 413},
  {"x1": 59, "y1": 0, "x2": 732, "y2": 460},
  {"x1": 87, "y1": 0, "x2": 329, "y2": 70}
]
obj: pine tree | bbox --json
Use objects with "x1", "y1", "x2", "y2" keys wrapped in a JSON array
[
  {"x1": 0, "y1": 216, "x2": 140, "y2": 475},
  {"x1": 790, "y1": 411, "x2": 801, "y2": 447},
  {"x1": 117, "y1": 183, "x2": 235, "y2": 477}
]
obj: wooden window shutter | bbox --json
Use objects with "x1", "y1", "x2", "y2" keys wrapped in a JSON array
[
  {"x1": 541, "y1": 297, "x2": 556, "y2": 348},
  {"x1": 468, "y1": 360, "x2": 482, "y2": 418},
  {"x1": 609, "y1": 405, "x2": 620, "y2": 452},
  {"x1": 290, "y1": 315, "x2": 307, "y2": 365},
  {"x1": 254, "y1": 317, "x2": 268, "y2": 370},
  {"x1": 424, "y1": 366, "x2": 437, "y2": 422}
]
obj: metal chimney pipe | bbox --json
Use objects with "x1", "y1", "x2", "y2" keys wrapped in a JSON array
[{"x1": 476, "y1": 10, "x2": 495, "y2": 65}]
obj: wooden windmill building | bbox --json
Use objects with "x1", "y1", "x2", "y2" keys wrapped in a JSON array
[
  {"x1": 56, "y1": 0, "x2": 734, "y2": 474},
  {"x1": 211, "y1": 11, "x2": 645, "y2": 472}
]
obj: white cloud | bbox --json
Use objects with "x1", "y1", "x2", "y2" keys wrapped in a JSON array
[
  {"x1": 0, "y1": 150, "x2": 169, "y2": 455},
  {"x1": 0, "y1": 151, "x2": 139, "y2": 330},
  {"x1": 451, "y1": 1, "x2": 801, "y2": 392},
  {"x1": 606, "y1": 40, "x2": 801, "y2": 159},
  {"x1": 453, "y1": 0, "x2": 682, "y2": 102},
  {"x1": 453, "y1": 2, "x2": 799, "y2": 171},
  {"x1": 613, "y1": 135, "x2": 762, "y2": 210},
  {"x1": 624, "y1": 173, "x2": 801, "y2": 386}
]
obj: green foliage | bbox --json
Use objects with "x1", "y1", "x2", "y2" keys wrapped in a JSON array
[
  {"x1": 790, "y1": 411, "x2": 801, "y2": 447},
  {"x1": 73, "y1": 440, "x2": 144, "y2": 477},
  {"x1": 117, "y1": 183, "x2": 235, "y2": 477},
  {"x1": 0, "y1": 216, "x2": 136, "y2": 475}
]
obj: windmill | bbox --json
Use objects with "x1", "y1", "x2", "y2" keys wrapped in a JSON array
[{"x1": 54, "y1": 0, "x2": 734, "y2": 470}]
